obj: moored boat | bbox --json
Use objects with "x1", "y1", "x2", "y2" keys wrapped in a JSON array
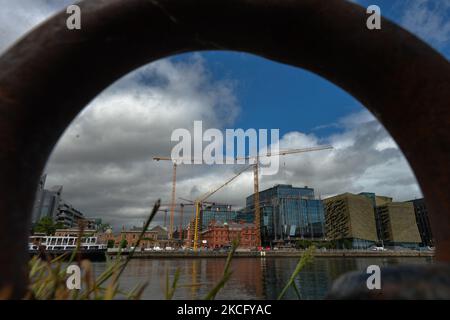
[{"x1": 29, "y1": 234, "x2": 107, "y2": 261}]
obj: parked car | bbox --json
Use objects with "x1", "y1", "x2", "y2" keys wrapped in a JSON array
[
  {"x1": 370, "y1": 246, "x2": 387, "y2": 251},
  {"x1": 153, "y1": 246, "x2": 163, "y2": 251},
  {"x1": 165, "y1": 246, "x2": 174, "y2": 251}
]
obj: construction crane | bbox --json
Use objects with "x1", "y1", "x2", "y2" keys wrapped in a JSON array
[
  {"x1": 191, "y1": 164, "x2": 254, "y2": 251},
  {"x1": 235, "y1": 145, "x2": 333, "y2": 247},
  {"x1": 155, "y1": 145, "x2": 333, "y2": 248},
  {"x1": 158, "y1": 202, "x2": 194, "y2": 242},
  {"x1": 156, "y1": 208, "x2": 169, "y2": 229},
  {"x1": 179, "y1": 197, "x2": 236, "y2": 208},
  {"x1": 153, "y1": 156, "x2": 205, "y2": 241},
  {"x1": 153, "y1": 156, "x2": 179, "y2": 240}
]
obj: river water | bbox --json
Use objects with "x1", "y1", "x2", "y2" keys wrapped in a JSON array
[{"x1": 92, "y1": 257, "x2": 433, "y2": 299}]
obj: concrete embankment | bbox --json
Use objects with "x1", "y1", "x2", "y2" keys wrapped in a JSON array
[{"x1": 108, "y1": 250, "x2": 435, "y2": 259}]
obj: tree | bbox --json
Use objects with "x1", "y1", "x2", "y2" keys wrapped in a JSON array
[
  {"x1": 107, "y1": 240, "x2": 115, "y2": 248},
  {"x1": 119, "y1": 239, "x2": 128, "y2": 249},
  {"x1": 55, "y1": 222, "x2": 66, "y2": 230},
  {"x1": 295, "y1": 239, "x2": 312, "y2": 249},
  {"x1": 34, "y1": 216, "x2": 58, "y2": 235},
  {"x1": 97, "y1": 223, "x2": 112, "y2": 233}
]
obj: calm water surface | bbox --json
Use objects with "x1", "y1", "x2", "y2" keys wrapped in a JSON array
[{"x1": 93, "y1": 257, "x2": 433, "y2": 299}]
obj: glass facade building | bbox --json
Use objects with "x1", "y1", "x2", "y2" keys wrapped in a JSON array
[
  {"x1": 201, "y1": 204, "x2": 239, "y2": 230},
  {"x1": 246, "y1": 184, "x2": 325, "y2": 244},
  {"x1": 32, "y1": 175, "x2": 91, "y2": 229}
]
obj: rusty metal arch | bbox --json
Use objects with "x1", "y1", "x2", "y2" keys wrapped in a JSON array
[{"x1": 0, "y1": 0, "x2": 449, "y2": 298}]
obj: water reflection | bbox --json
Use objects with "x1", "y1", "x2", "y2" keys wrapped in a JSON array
[{"x1": 93, "y1": 257, "x2": 433, "y2": 300}]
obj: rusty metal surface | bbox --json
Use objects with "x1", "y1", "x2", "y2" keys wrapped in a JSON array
[
  {"x1": 0, "y1": 0, "x2": 449, "y2": 298},
  {"x1": 327, "y1": 263, "x2": 450, "y2": 299}
]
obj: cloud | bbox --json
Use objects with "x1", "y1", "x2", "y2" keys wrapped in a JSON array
[
  {"x1": 254, "y1": 110, "x2": 421, "y2": 202},
  {"x1": 400, "y1": 0, "x2": 450, "y2": 50},
  {"x1": 44, "y1": 55, "x2": 241, "y2": 228},
  {"x1": 1, "y1": 0, "x2": 422, "y2": 231},
  {"x1": 0, "y1": 0, "x2": 73, "y2": 54}
]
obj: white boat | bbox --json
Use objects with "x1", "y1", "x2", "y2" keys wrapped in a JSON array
[{"x1": 29, "y1": 234, "x2": 107, "y2": 261}]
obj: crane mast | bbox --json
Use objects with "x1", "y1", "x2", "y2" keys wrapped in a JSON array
[
  {"x1": 253, "y1": 156, "x2": 261, "y2": 247},
  {"x1": 169, "y1": 163, "x2": 177, "y2": 240}
]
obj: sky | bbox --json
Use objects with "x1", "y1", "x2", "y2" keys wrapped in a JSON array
[{"x1": 1, "y1": 0, "x2": 449, "y2": 229}]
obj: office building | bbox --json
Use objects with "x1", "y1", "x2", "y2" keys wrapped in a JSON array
[
  {"x1": 246, "y1": 184, "x2": 325, "y2": 244},
  {"x1": 32, "y1": 174, "x2": 95, "y2": 229},
  {"x1": 376, "y1": 202, "x2": 421, "y2": 248},
  {"x1": 408, "y1": 198, "x2": 433, "y2": 246},
  {"x1": 324, "y1": 193, "x2": 378, "y2": 249},
  {"x1": 359, "y1": 192, "x2": 393, "y2": 241},
  {"x1": 201, "y1": 204, "x2": 239, "y2": 230}
]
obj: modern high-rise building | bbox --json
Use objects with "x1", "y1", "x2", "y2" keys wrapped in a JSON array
[
  {"x1": 408, "y1": 198, "x2": 433, "y2": 246},
  {"x1": 376, "y1": 202, "x2": 421, "y2": 248},
  {"x1": 32, "y1": 175, "x2": 93, "y2": 229},
  {"x1": 32, "y1": 175, "x2": 61, "y2": 224},
  {"x1": 324, "y1": 193, "x2": 378, "y2": 248},
  {"x1": 359, "y1": 192, "x2": 393, "y2": 241},
  {"x1": 246, "y1": 184, "x2": 325, "y2": 245}
]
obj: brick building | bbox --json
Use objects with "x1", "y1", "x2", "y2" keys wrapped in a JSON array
[
  {"x1": 116, "y1": 229, "x2": 159, "y2": 248},
  {"x1": 201, "y1": 221, "x2": 258, "y2": 249}
]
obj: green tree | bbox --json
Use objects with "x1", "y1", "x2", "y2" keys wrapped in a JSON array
[
  {"x1": 55, "y1": 222, "x2": 66, "y2": 230},
  {"x1": 98, "y1": 223, "x2": 112, "y2": 233},
  {"x1": 34, "y1": 216, "x2": 58, "y2": 235},
  {"x1": 119, "y1": 239, "x2": 128, "y2": 249},
  {"x1": 107, "y1": 240, "x2": 115, "y2": 248},
  {"x1": 295, "y1": 239, "x2": 312, "y2": 249}
]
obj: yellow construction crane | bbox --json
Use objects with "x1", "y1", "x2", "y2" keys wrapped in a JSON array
[
  {"x1": 158, "y1": 200, "x2": 194, "y2": 241},
  {"x1": 153, "y1": 156, "x2": 179, "y2": 240},
  {"x1": 153, "y1": 156, "x2": 205, "y2": 241},
  {"x1": 159, "y1": 202, "x2": 194, "y2": 241},
  {"x1": 236, "y1": 145, "x2": 333, "y2": 247},
  {"x1": 192, "y1": 164, "x2": 254, "y2": 251}
]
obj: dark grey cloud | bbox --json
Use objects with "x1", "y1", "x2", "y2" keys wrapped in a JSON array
[{"x1": 43, "y1": 56, "x2": 241, "y2": 228}]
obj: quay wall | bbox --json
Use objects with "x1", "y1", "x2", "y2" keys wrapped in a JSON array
[{"x1": 107, "y1": 250, "x2": 435, "y2": 259}]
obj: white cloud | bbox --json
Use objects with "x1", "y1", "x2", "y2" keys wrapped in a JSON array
[
  {"x1": 256, "y1": 109, "x2": 422, "y2": 202},
  {"x1": 44, "y1": 55, "x2": 241, "y2": 228},
  {"x1": 401, "y1": 0, "x2": 450, "y2": 49},
  {"x1": 1, "y1": 0, "x2": 423, "y2": 230},
  {"x1": 0, "y1": 0, "x2": 73, "y2": 53}
]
